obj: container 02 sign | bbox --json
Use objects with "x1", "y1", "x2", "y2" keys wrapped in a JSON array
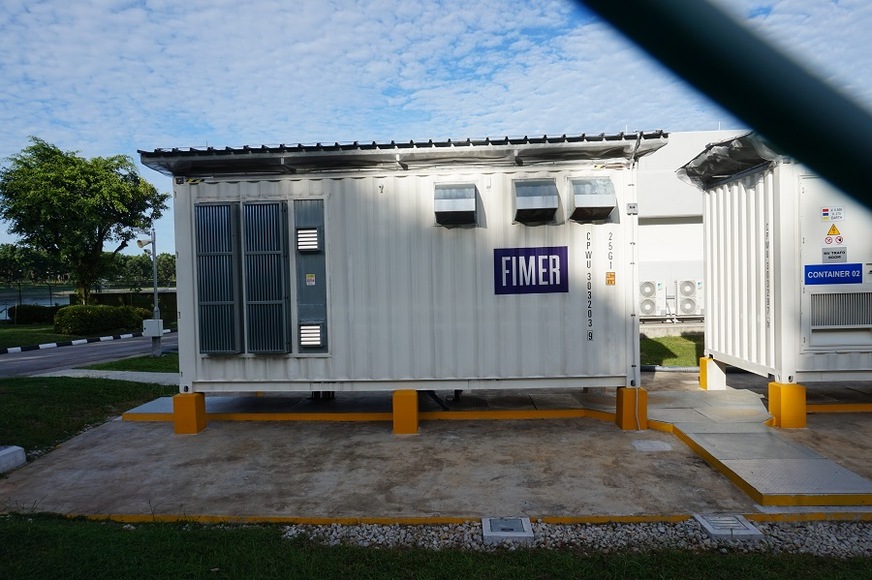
[
  {"x1": 804, "y1": 263, "x2": 862, "y2": 285},
  {"x1": 494, "y1": 246, "x2": 568, "y2": 294}
]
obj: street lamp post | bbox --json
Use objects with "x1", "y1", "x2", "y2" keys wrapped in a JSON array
[{"x1": 138, "y1": 227, "x2": 162, "y2": 357}]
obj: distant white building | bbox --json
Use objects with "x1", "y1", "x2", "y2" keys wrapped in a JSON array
[{"x1": 636, "y1": 130, "x2": 745, "y2": 319}]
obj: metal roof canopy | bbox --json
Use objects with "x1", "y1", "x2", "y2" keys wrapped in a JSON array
[
  {"x1": 138, "y1": 131, "x2": 668, "y2": 178},
  {"x1": 677, "y1": 132, "x2": 785, "y2": 190}
]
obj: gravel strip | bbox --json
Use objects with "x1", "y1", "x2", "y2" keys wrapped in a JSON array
[{"x1": 282, "y1": 520, "x2": 872, "y2": 557}]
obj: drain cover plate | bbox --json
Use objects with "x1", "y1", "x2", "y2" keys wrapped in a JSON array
[
  {"x1": 693, "y1": 513, "x2": 763, "y2": 540},
  {"x1": 481, "y1": 517, "x2": 534, "y2": 545}
]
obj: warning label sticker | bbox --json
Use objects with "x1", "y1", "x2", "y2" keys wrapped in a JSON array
[
  {"x1": 822, "y1": 207, "x2": 845, "y2": 221},
  {"x1": 827, "y1": 224, "x2": 841, "y2": 236}
]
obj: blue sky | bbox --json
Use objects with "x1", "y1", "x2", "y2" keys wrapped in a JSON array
[{"x1": 1, "y1": 0, "x2": 871, "y2": 254}]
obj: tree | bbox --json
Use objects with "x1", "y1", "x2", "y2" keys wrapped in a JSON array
[
  {"x1": 0, "y1": 244, "x2": 65, "y2": 285},
  {"x1": 0, "y1": 138, "x2": 168, "y2": 303},
  {"x1": 105, "y1": 252, "x2": 152, "y2": 291},
  {"x1": 156, "y1": 252, "x2": 176, "y2": 287},
  {"x1": 0, "y1": 244, "x2": 23, "y2": 285}
]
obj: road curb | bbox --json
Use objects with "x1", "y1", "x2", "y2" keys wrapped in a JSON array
[{"x1": 0, "y1": 328, "x2": 176, "y2": 356}]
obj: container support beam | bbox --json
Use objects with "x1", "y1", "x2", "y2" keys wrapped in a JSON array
[{"x1": 699, "y1": 357, "x2": 727, "y2": 390}]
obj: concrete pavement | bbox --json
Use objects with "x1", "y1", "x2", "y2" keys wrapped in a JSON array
[{"x1": 1, "y1": 370, "x2": 871, "y2": 522}]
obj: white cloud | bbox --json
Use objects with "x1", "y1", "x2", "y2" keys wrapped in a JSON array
[{"x1": 1, "y1": 0, "x2": 870, "y2": 252}]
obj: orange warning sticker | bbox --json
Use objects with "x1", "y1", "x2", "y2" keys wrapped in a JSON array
[
  {"x1": 827, "y1": 224, "x2": 841, "y2": 236},
  {"x1": 605, "y1": 272, "x2": 616, "y2": 286}
]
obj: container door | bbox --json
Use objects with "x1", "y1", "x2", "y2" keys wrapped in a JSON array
[{"x1": 799, "y1": 176, "x2": 872, "y2": 349}]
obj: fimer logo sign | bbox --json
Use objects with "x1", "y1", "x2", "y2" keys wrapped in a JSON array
[{"x1": 494, "y1": 247, "x2": 568, "y2": 294}]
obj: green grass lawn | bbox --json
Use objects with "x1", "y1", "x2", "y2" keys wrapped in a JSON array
[
  {"x1": 0, "y1": 515, "x2": 869, "y2": 579},
  {"x1": 0, "y1": 324, "x2": 88, "y2": 349},
  {"x1": 0, "y1": 323, "x2": 152, "y2": 349},
  {"x1": 82, "y1": 352, "x2": 179, "y2": 373},
  {"x1": 640, "y1": 333, "x2": 704, "y2": 367},
  {"x1": 0, "y1": 377, "x2": 175, "y2": 458}
]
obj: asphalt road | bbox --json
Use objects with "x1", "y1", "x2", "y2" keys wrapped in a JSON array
[{"x1": 0, "y1": 333, "x2": 178, "y2": 378}]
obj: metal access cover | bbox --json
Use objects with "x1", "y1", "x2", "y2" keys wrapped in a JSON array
[
  {"x1": 481, "y1": 517, "x2": 534, "y2": 545},
  {"x1": 693, "y1": 514, "x2": 763, "y2": 540},
  {"x1": 631, "y1": 439, "x2": 673, "y2": 452}
]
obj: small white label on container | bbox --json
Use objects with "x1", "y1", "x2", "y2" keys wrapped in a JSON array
[
  {"x1": 822, "y1": 247, "x2": 847, "y2": 263},
  {"x1": 821, "y1": 206, "x2": 845, "y2": 221}
]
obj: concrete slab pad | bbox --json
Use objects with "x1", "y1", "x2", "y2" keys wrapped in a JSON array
[
  {"x1": 529, "y1": 393, "x2": 581, "y2": 410},
  {"x1": 631, "y1": 439, "x2": 673, "y2": 452},
  {"x1": 721, "y1": 458, "x2": 872, "y2": 495},
  {"x1": 647, "y1": 392, "x2": 710, "y2": 409},
  {"x1": 126, "y1": 397, "x2": 173, "y2": 414},
  {"x1": 648, "y1": 408, "x2": 710, "y2": 424},
  {"x1": 0, "y1": 419, "x2": 758, "y2": 518},
  {"x1": 442, "y1": 395, "x2": 490, "y2": 411},
  {"x1": 700, "y1": 390, "x2": 766, "y2": 407},
  {"x1": 7, "y1": 370, "x2": 872, "y2": 519},
  {"x1": 775, "y1": 413, "x2": 872, "y2": 480},
  {"x1": 695, "y1": 406, "x2": 771, "y2": 424},
  {"x1": 484, "y1": 395, "x2": 541, "y2": 410},
  {"x1": 571, "y1": 393, "x2": 615, "y2": 412},
  {"x1": 683, "y1": 432, "x2": 821, "y2": 460},
  {"x1": 673, "y1": 422, "x2": 772, "y2": 435}
]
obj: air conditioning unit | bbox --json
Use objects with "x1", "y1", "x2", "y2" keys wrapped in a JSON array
[
  {"x1": 639, "y1": 281, "x2": 667, "y2": 317},
  {"x1": 677, "y1": 280, "x2": 704, "y2": 316}
]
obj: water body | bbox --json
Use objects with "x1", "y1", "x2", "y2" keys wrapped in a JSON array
[{"x1": 0, "y1": 285, "x2": 75, "y2": 320}]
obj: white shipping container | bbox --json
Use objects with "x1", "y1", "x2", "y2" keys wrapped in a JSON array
[
  {"x1": 680, "y1": 132, "x2": 872, "y2": 383},
  {"x1": 141, "y1": 134, "x2": 666, "y2": 394}
]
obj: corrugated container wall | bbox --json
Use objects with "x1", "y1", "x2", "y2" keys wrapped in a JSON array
[
  {"x1": 685, "y1": 133, "x2": 872, "y2": 383},
  {"x1": 171, "y1": 167, "x2": 639, "y2": 393},
  {"x1": 139, "y1": 134, "x2": 668, "y2": 394}
]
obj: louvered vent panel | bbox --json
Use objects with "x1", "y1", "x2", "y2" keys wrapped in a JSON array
[
  {"x1": 195, "y1": 204, "x2": 241, "y2": 353},
  {"x1": 811, "y1": 292, "x2": 872, "y2": 328},
  {"x1": 244, "y1": 202, "x2": 289, "y2": 353},
  {"x1": 297, "y1": 228, "x2": 320, "y2": 252},
  {"x1": 300, "y1": 324, "x2": 323, "y2": 347}
]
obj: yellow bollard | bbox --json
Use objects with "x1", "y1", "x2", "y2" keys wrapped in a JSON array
[
  {"x1": 616, "y1": 387, "x2": 648, "y2": 430},
  {"x1": 768, "y1": 382, "x2": 806, "y2": 428},
  {"x1": 392, "y1": 390, "x2": 419, "y2": 435},
  {"x1": 173, "y1": 393, "x2": 207, "y2": 434}
]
